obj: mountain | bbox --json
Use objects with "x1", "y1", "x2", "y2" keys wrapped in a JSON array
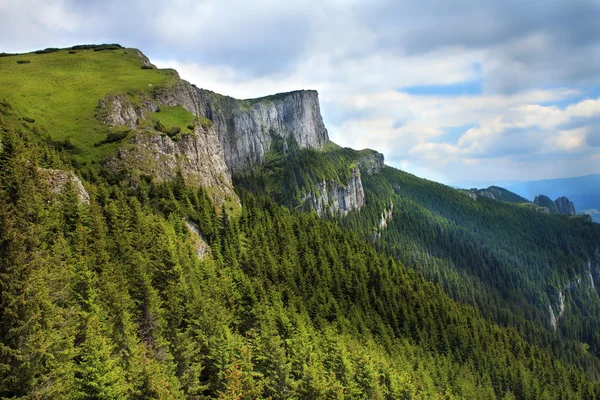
[
  {"x1": 2, "y1": 45, "x2": 600, "y2": 398},
  {"x1": 505, "y1": 174, "x2": 600, "y2": 212},
  {"x1": 466, "y1": 185, "x2": 528, "y2": 203}
]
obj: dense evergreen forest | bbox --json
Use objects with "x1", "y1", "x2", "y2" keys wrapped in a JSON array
[{"x1": 2, "y1": 101, "x2": 600, "y2": 399}]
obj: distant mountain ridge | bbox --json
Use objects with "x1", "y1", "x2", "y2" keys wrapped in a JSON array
[{"x1": 455, "y1": 174, "x2": 600, "y2": 221}]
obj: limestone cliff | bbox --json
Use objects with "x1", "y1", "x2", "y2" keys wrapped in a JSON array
[
  {"x1": 359, "y1": 151, "x2": 385, "y2": 175},
  {"x1": 99, "y1": 55, "x2": 330, "y2": 205},
  {"x1": 548, "y1": 291, "x2": 566, "y2": 330},
  {"x1": 194, "y1": 89, "x2": 329, "y2": 173},
  {"x1": 302, "y1": 167, "x2": 365, "y2": 217},
  {"x1": 105, "y1": 123, "x2": 236, "y2": 205}
]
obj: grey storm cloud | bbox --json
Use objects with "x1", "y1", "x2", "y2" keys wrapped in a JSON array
[{"x1": 358, "y1": 0, "x2": 600, "y2": 94}]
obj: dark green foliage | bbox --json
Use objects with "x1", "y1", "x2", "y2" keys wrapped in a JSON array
[
  {"x1": 2, "y1": 109, "x2": 600, "y2": 398},
  {"x1": 16, "y1": 60, "x2": 31, "y2": 64},
  {"x1": 94, "y1": 130, "x2": 130, "y2": 147},
  {"x1": 153, "y1": 120, "x2": 181, "y2": 138},
  {"x1": 69, "y1": 51, "x2": 77, "y2": 54},
  {"x1": 0, "y1": 99, "x2": 14, "y2": 115},
  {"x1": 235, "y1": 133, "x2": 359, "y2": 208},
  {"x1": 141, "y1": 65, "x2": 153, "y2": 70},
  {"x1": 470, "y1": 185, "x2": 529, "y2": 203},
  {"x1": 92, "y1": 45, "x2": 122, "y2": 52},
  {"x1": 22, "y1": 116, "x2": 35, "y2": 123},
  {"x1": 50, "y1": 137, "x2": 80, "y2": 153},
  {"x1": 70, "y1": 44, "x2": 123, "y2": 51},
  {"x1": 34, "y1": 47, "x2": 60, "y2": 54}
]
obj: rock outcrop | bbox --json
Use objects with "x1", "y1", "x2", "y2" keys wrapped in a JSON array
[
  {"x1": 194, "y1": 89, "x2": 329, "y2": 173},
  {"x1": 534, "y1": 195, "x2": 557, "y2": 213},
  {"x1": 359, "y1": 151, "x2": 385, "y2": 175},
  {"x1": 548, "y1": 291, "x2": 565, "y2": 330},
  {"x1": 39, "y1": 168, "x2": 90, "y2": 205},
  {"x1": 555, "y1": 196, "x2": 576, "y2": 215},
  {"x1": 105, "y1": 124, "x2": 236, "y2": 205},
  {"x1": 534, "y1": 194, "x2": 576, "y2": 215},
  {"x1": 97, "y1": 93, "x2": 158, "y2": 129},
  {"x1": 372, "y1": 201, "x2": 395, "y2": 239},
  {"x1": 185, "y1": 220, "x2": 211, "y2": 259},
  {"x1": 302, "y1": 167, "x2": 365, "y2": 217}
]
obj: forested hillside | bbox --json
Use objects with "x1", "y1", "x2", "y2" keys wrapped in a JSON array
[{"x1": 2, "y1": 46, "x2": 600, "y2": 399}]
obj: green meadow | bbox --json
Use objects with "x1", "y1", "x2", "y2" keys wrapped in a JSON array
[{"x1": 0, "y1": 48, "x2": 179, "y2": 163}]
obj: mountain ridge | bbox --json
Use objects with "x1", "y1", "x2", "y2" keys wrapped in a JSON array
[{"x1": 2, "y1": 44, "x2": 600, "y2": 398}]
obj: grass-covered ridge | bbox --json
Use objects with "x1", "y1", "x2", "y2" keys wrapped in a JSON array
[{"x1": 0, "y1": 45, "x2": 179, "y2": 164}]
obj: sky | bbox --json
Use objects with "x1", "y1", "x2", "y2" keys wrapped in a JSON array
[{"x1": 1, "y1": 0, "x2": 600, "y2": 185}]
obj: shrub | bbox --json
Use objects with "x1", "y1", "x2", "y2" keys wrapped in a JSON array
[
  {"x1": 22, "y1": 117, "x2": 35, "y2": 123},
  {"x1": 16, "y1": 60, "x2": 31, "y2": 64},
  {"x1": 70, "y1": 43, "x2": 123, "y2": 50},
  {"x1": 165, "y1": 127, "x2": 181, "y2": 137},
  {"x1": 187, "y1": 124, "x2": 195, "y2": 130},
  {"x1": 34, "y1": 47, "x2": 60, "y2": 54},
  {"x1": 69, "y1": 51, "x2": 77, "y2": 54},
  {"x1": 154, "y1": 120, "x2": 165, "y2": 132},
  {"x1": 0, "y1": 99, "x2": 14, "y2": 115},
  {"x1": 141, "y1": 65, "x2": 153, "y2": 70},
  {"x1": 93, "y1": 44, "x2": 121, "y2": 52},
  {"x1": 94, "y1": 131, "x2": 130, "y2": 147},
  {"x1": 50, "y1": 138, "x2": 80, "y2": 153}
]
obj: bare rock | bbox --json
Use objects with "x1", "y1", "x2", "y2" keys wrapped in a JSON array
[
  {"x1": 185, "y1": 220, "x2": 211, "y2": 259},
  {"x1": 39, "y1": 168, "x2": 90, "y2": 205},
  {"x1": 105, "y1": 124, "x2": 237, "y2": 206},
  {"x1": 302, "y1": 167, "x2": 365, "y2": 217}
]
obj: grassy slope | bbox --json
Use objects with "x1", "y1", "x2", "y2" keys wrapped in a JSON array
[{"x1": 0, "y1": 48, "x2": 179, "y2": 163}]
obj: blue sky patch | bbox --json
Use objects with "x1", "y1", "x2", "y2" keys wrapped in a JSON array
[{"x1": 398, "y1": 79, "x2": 482, "y2": 97}]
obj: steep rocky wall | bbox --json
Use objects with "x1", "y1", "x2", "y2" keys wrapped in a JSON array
[
  {"x1": 99, "y1": 51, "x2": 331, "y2": 205},
  {"x1": 302, "y1": 167, "x2": 365, "y2": 217},
  {"x1": 194, "y1": 89, "x2": 329, "y2": 173},
  {"x1": 555, "y1": 196, "x2": 576, "y2": 215},
  {"x1": 548, "y1": 291, "x2": 565, "y2": 330},
  {"x1": 359, "y1": 151, "x2": 385, "y2": 175},
  {"x1": 105, "y1": 124, "x2": 236, "y2": 206},
  {"x1": 534, "y1": 194, "x2": 576, "y2": 215}
]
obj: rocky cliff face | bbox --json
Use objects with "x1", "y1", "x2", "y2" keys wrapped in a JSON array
[
  {"x1": 548, "y1": 291, "x2": 566, "y2": 330},
  {"x1": 555, "y1": 196, "x2": 576, "y2": 215},
  {"x1": 302, "y1": 167, "x2": 365, "y2": 217},
  {"x1": 99, "y1": 59, "x2": 330, "y2": 205},
  {"x1": 534, "y1": 194, "x2": 576, "y2": 215},
  {"x1": 359, "y1": 152, "x2": 385, "y2": 175},
  {"x1": 194, "y1": 89, "x2": 329, "y2": 173},
  {"x1": 105, "y1": 124, "x2": 236, "y2": 205},
  {"x1": 533, "y1": 195, "x2": 557, "y2": 213}
]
